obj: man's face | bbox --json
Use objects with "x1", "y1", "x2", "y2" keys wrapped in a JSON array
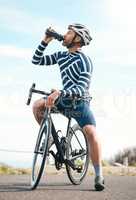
[{"x1": 62, "y1": 29, "x2": 76, "y2": 47}]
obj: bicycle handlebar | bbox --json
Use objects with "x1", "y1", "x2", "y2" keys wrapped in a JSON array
[
  {"x1": 26, "y1": 83, "x2": 50, "y2": 105},
  {"x1": 26, "y1": 83, "x2": 92, "y2": 106}
]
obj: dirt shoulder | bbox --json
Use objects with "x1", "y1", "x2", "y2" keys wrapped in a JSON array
[{"x1": 0, "y1": 164, "x2": 136, "y2": 176}]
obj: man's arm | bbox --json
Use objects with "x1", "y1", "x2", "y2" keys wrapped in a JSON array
[{"x1": 32, "y1": 29, "x2": 58, "y2": 66}]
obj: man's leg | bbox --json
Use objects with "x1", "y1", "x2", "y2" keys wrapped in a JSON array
[
  {"x1": 83, "y1": 125, "x2": 105, "y2": 191},
  {"x1": 32, "y1": 98, "x2": 54, "y2": 149},
  {"x1": 33, "y1": 98, "x2": 45, "y2": 125}
]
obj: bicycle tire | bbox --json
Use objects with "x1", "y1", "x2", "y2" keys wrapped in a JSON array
[
  {"x1": 30, "y1": 118, "x2": 50, "y2": 190},
  {"x1": 66, "y1": 124, "x2": 89, "y2": 185}
]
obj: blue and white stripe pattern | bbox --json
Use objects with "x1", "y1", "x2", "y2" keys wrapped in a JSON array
[{"x1": 32, "y1": 41, "x2": 93, "y2": 97}]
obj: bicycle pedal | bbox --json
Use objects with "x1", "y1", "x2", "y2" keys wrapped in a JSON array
[{"x1": 75, "y1": 164, "x2": 83, "y2": 173}]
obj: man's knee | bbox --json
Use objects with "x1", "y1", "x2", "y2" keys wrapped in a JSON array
[
  {"x1": 33, "y1": 98, "x2": 45, "y2": 114},
  {"x1": 83, "y1": 124, "x2": 97, "y2": 138}
]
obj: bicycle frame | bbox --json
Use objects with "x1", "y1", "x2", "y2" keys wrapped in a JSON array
[
  {"x1": 50, "y1": 112, "x2": 65, "y2": 161},
  {"x1": 48, "y1": 111, "x2": 86, "y2": 170},
  {"x1": 46, "y1": 108, "x2": 76, "y2": 169}
]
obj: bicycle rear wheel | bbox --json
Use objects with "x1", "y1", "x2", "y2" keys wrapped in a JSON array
[
  {"x1": 30, "y1": 118, "x2": 50, "y2": 190},
  {"x1": 66, "y1": 124, "x2": 89, "y2": 185}
]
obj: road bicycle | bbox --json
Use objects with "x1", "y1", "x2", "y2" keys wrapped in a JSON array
[{"x1": 26, "y1": 83, "x2": 89, "y2": 190}]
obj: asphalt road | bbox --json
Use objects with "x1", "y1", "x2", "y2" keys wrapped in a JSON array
[{"x1": 0, "y1": 174, "x2": 136, "y2": 200}]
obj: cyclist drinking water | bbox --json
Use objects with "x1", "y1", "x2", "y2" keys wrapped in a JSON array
[{"x1": 32, "y1": 23, "x2": 105, "y2": 191}]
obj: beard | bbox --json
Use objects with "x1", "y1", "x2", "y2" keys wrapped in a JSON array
[
  {"x1": 62, "y1": 40, "x2": 73, "y2": 48},
  {"x1": 62, "y1": 40, "x2": 67, "y2": 47}
]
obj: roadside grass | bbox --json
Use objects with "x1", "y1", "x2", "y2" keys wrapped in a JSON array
[
  {"x1": 0, "y1": 165, "x2": 31, "y2": 175},
  {"x1": 102, "y1": 166, "x2": 136, "y2": 176},
  {"x1": 0, "y1": 164, "x2": 136, "y2": 176}
]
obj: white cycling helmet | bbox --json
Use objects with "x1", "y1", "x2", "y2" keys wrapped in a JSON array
[{"x1": 68, "y1": 23, "x2": 92, "y2": 46}]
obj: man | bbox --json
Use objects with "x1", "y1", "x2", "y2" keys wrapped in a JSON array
[{"x1": 32, "y1": 23, "x2": 105, "y2": 191}]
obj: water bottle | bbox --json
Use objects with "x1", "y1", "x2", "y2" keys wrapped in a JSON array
[{"x1": 45, "y1": 29, "x2": 64, "y2": 41}]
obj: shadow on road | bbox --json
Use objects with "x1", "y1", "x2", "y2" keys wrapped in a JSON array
[
  {"x1": 0, "y1": 182, "x2": 95, "y2": 193},
  {"x1": 38, "y1": 182, "x2": 95, "y2": 191},
  {"x1": 0, "y1": 184, "x2": 31, "y2": 192}
]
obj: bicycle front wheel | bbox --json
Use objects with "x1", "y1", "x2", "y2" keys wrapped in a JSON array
[
  {"x1": 66, "y1": 124, "x2": 89, "y2": 185},
  {"x1": 31, "y1": 118, "x2": 50, "y2": 190}
]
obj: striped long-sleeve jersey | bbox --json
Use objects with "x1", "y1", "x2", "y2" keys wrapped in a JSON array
[{"x1": 32, "y1": 41, "x2": 93, "y2": 98}]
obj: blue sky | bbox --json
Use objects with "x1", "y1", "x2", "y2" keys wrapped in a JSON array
[{"x1": 0, "y1": 0, "x2": 136, "y2": 167}]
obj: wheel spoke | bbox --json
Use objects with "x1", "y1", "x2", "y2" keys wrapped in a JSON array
[{"x1": 66, "y1": 124, "x2": 89, "y2": 185}]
